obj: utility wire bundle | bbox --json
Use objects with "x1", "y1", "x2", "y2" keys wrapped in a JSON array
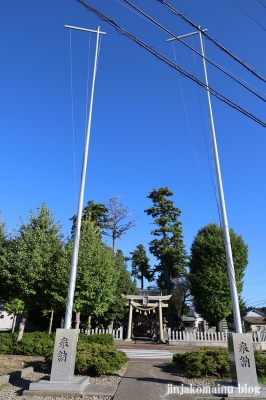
[{"x1": 75, "y1": 0, "x2": 266, "y2": 128}]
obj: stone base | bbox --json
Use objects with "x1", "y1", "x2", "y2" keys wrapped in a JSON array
[
  {"x1": 28, "y1": 375, "x2": 89, "y2": 392},
  {"x1": 215, "y1": 381, "x2": 266, "y2": 397}
]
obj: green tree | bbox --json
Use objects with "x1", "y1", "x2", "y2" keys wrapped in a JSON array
[
  {"x1": 71, "y1": 197, "x2": 136, "y2": 252},
  {"x1": 130, "y1": 244, "x2": 153, "y2": 289},
  {"x1": 72, "y1": 219, "x2": 119, "y2": 322},
  {"x1": 92, "y1": 250, "x2": 138, "y2": 329},
  {"x1": 0, "y1": 214, "x2": 8, "y2": 302},
  {"x1": 189, "y1": 223, "x2": 248, "y2": 330},
  {"x1": 1, "y1": 204, "x2": 64, "y2": 340},
  {"x1": 4, "y1": 298, "x2": 25, "y2": 332},
  {"x1": 70, "y1": 200, "x2": 109, "y2": 239},
  {"x1": 144, "y1": 187, "x2": 189, "y2": 328},
  {"x1": 171, "y1": 277, "x2": 191, "y2": 327}
]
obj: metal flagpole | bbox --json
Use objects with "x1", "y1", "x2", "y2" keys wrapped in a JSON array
[
  {"x1": 64, "y1": 25, "x2": 106, "y2": 329},
  {"x1": 167, "y1": 27, "x2": 242, "y2": 333}
]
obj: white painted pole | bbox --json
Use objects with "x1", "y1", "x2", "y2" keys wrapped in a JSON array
[
  {"x1": 64, "y1": 26, "x2": 105, "y2": 329},
  {"x1": 167, "y1": 27, "x2": 242, "y2": 333},
  {"x1": 198, "y1": 27, "x2": 242, "y2": 333}
]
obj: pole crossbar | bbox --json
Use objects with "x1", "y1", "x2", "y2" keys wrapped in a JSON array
[{"x1": 65, "y1": 24, "x2": 106, "y2": 34}]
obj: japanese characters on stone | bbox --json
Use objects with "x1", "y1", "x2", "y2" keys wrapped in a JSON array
[
  {"x1": 57, "y1": 336, "x2": 69, "y2": 362},
  {"x1": 239, "y1": 341, "x2": 250, "y2": 368}
]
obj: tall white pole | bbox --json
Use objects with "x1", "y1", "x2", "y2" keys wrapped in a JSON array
[
  {"x1": 64, "y1": 26, "x2": 105, "y2": 329},
  {"x1": 198, "y1": 27, "x2": 242, "y2": 333}
]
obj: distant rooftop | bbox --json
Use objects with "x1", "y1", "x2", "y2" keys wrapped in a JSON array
[{"x1": 138, "y1": 289, "x2": 162, "y2": 297}]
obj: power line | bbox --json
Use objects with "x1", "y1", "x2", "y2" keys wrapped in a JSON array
[
  {"x1": 257, "y1": 0, "x2": 266, "y2": 9},
  {"x1": 122, "y1": 0, "x2": 266, "y2": 104},
  {"x1": 231, "y1": 0, "x2": 266, "y2": 32},
  {"x1": 191, "y1": 37, "x2": 220, "y2": 222},
  {"x1": 76, "y1": 0, "x2": 266, "y2": 128},
  {"x1": 172, "y1": 41, "x2": 216, "y2": 222},
  {"x1": 157, "y1": 0, "x2": 266, "y2": 84}
]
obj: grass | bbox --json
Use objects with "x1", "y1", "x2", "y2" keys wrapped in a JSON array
[{"x1": 0, "y1": 383, "x2": 8, "y2": 391}]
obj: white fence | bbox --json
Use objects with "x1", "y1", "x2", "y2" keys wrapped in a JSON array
[
  {"x1": 84, "y1": 327, "x2": 266, "y2": 346},
  {"x1": 85, "y1": 326, "x2": 123, "y2": 340},
  {"x1": 167, "y1": 329, "x2": 266, "y2": 345}
]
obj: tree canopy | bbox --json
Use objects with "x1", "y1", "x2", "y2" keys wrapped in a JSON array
[
  {"x1": 73, "y1": 219, "x2": 119, "y2": 317},
  {"x1": 1, "y1": 204, "x2": 65, "y2": 339},
  {"x1": 144, "y1": 187, "x2": 189, "y2": 328},
  {"x1": 144, "y1": 187, "x2": 188, "y2": 293},
  {"x1": 189, "y1": 223, "x2": 248, "y2": 328},
  {"x1": 130, "y1": 244, "x2": 153, "y2": 289}
]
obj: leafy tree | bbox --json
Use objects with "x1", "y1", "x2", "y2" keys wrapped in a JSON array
[
  {"x1": 4, "y1": 298, "x2": 25, "y2": 332},
  {"x1": 0, "y1": 214, "x2": 8, "y2": 302},
  {"x1": 130, "y1": 244, "x2": 153, "y2": 289},
  {"x1": 1, "y1": 204, "x2": 64, "y2": 340},
  {"x1": 144, "y1": 187, "x2": 189, "y2": 327},
  {"x1": 171, "y1": 276, "x2": 191, "y2": 326},
  {"x1": 189, "y1": 223, "x2": 248, "y2": 330},
  {"x1": 71, "y1": 197, "x2": 136, "y2": 252},
  {"x1": 70, "y1": 200, "x2": 109, "y2": 239},
  {"x1": 72, "y1": 219, "x2": 119, "y2": 323},
  {"x1": 92, "y1": 250, "x2": 138, "y2": 329}
]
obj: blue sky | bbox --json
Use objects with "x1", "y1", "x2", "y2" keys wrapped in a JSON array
[{"x1": 1, "y1": 0, "x2": 266, "y2": 309}]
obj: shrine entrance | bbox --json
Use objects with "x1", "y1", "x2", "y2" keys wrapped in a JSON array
[
  {"x1": 122, "y1": 290, "x2": 171, "y2": 342},
  {"x1": 132, "y1": 306, "x2": 158, "y2": 338}
]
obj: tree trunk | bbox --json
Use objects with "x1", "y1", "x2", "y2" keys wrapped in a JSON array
[
  {"x1": 12, "y1": 315, "x2": 17, "y2": 333},
  {"x1": 164, "y1": 264, "x2": 173, "y2": 329},
  {"x1": 75, "y1": 311, "x2": 81, "y2": 330},
  {"x1": 48, "y1": 309, "x2": 54, "y2": 335},
  {"x1": 216, "y1": 320, "x2": 223, "y2": 334},
  {"x1": 141, "y1": 275, "x2": 144, "y2": 290},
  {"x1": 17, "y1": 315, "x2": 27, "y2": 341},
  {"x1": 86, "y1": 315, "x2": 91, "y2": 333}
]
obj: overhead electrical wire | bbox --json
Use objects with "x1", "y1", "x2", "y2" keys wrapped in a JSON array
[
  {"x1": 172, "y1": 41, "x2": 216, "y2": 222},
  {"x1": 257, "y1": 0, "x2": 266, "y2": 9},
  {"x1": 75, "y1": 0, "x2": 266, "y2": 128},
  {"x1": 122, "y1": 0, "x2": 266, "y2": 104},
  {"x1": 231, "y1": 0, "x2": 266, "y2": 33},
  {"x1": 191, "y1": 37, "x2": 220, "y2": 222},
  {"x1": 157, "y1": 0, "x2": 266, "y2": 84}
]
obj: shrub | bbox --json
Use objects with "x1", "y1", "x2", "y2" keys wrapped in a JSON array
[
  {"x1": 173, "y1": 347, "x2": 266, "y2": 380},
  {"x1": 0, "y1": 333, "x2": 18, "y2": 354},
  {"x1": 0, "y1": 332, "x2": 54, "y2": 356},
  {"x1": 79, "y1": 333, "x2": 114, "y2": 346},
  {"x1": 44, "y1": 341, "x2": 128, "y2": 376},
  {"x1": 173, "y1": 347, "x2": 230, "y2": 378},
  {"x1": 254, "y1": 351, "x2": 266, "y2": 379},
  {"x1": 16, "y1": 332, "x2": 55, "y2": 356}
]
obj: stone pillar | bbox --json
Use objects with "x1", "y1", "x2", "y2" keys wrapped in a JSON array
[
  {"x1": 158, "y1": 300, "x2": 163, "y2": 342},
  {"x1": 126, "y1": 301, "x2": 133, "y2": 340}
]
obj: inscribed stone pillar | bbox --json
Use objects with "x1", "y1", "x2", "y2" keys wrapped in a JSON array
[
  {"x1": 228, "y1": 333, "x2": 258, "y2": 387},
  {"x1": 126, "y1": 301, "x2": 133, "y2": 340},
  {"x1": 158, "y1": 300, "x2": 163, "y2": 342}
]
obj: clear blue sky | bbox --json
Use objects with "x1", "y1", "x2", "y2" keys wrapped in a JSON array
[{"x1": 1, "y1": 0, "x2": 266, "y2": 309}]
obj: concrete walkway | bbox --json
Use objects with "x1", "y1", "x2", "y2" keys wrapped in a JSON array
[{"x1": 113, "y1": 362, "x2": 195, "y2": 400}]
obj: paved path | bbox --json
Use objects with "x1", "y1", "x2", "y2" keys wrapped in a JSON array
[
  {"x1": 113, "y1": 362, "x2": 195, "y2": 400},
  {"x1": 119, "y1": 349, "x2": 173, "y2": 360}
]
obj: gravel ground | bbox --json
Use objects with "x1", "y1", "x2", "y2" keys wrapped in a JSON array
[{"x1": 0, "y1": 367, "x2": 126, "y2": 400}]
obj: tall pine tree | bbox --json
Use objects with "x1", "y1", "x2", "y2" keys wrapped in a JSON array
[{"x1": 144, "y1": 187, "x2": 189, "y2": 327}]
